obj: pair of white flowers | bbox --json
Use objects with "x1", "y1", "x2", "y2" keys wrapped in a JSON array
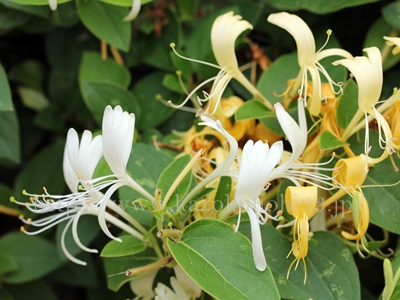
[{"x1": 16, "y1": 105, "x2": 151, "y2": 265}]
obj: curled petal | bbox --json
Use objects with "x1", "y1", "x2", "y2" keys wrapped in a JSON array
[{"x1": 123, "y1": 0, "x2": 141, "y2": 21}]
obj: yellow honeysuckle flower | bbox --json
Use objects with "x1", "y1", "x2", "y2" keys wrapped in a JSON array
[
  {"x1": 334, "y1": 47, "x2": 395, "y2": 164},
  {"x1": 341, "y1": 190, "x2": 370, "y2": 256},
  {"x1": 267, "y1": 12, "x2": 352, "y2": 116},
  {"x1": 170, "y1": 12, "x2": 273, "y2": 114},
  {"x1": 285, "y1": 186, "x2": 318, "y2": 284},
  {"x1": 332, "y1": 156, "x2": 368, "y2": 190},
  {"x1": 384, "y1": 36, "x2": 400, "y2": 55}
]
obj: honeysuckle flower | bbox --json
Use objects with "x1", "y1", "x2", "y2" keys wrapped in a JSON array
[
  {"x1": 49, "y1": 0, "x2": 57, "y2": 11},
  {"x1": 267, "y1": 12, "x2": 352, "y2": 116},
  {"x1": 169, "y1": 11, "x2": 272, "y2": 114},
  {"x1": 154, "y1": 266, "x2": 201, "y2": 300},
  {"x1": 384, "y1": 36, "x2": 400, "y2": 55},
  {"x1": 130, "y1": 270, "x2": 158, "y2": 300},
  {"x1": 269, "y1": 100, "x2": 337, "y2": 190},
  {"x1": 15, "y1": 127, "x2": 143, "y2": 265},
  {"x1": 334, "y1": 47, "x2": 395, "y2": 164},
  {"x1": 124, "y1": 0, "x2": 141, "y2": 21},
  {"x1": 285, "y1": 186, "x2": 317, "y2": 284},
  {"x1": 232, "y1": 139, "x2": 283, "y2": 271},
  {"x1": 332, "y1": 156, "x2": 368, "y2": 191},
  {"x1": 341, "y1": 190, "x2": 370, "y2": 256}
]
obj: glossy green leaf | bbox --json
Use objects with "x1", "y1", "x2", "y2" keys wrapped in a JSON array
[
  {"x1": 132, "y1": 72, "x2": 175, "y2": 129},
  {"x1": 15, "y1": 139, "x2": 64, "y2": 194},
  {"x1": 76, "y1": 0, "x2": 131, "y2": 51},
  {"x1": 0, "y1": 232, "x2": 62, "y2": 283},
  {"x1": 80, "y1": 81, "x2": 141, "y2": 125},
  {"x1": 239, "y1": 222, "x2": 360, "y2": 299},
  {"x1": 382, "y1": 2, "x2": 400, "y2": 30},
  {"x1": 167, "y1": 219, "x2": 280, "y2": 300},
  {"x1": 0, "y1": 63, "x2": 13, "y2": 111},
  {"x1": 101, "y1": 235, "x2": 146, "y2": 258},
  {"x1": 157, "y1": 154, "x2": 193, "y2": 208},
  {"x1": 119, "y1": 143, "x2": 173, "y2": 201},
  {"x1": 319, "y1": 131, "x2": 348, "y2": 151},
  {"x1": 103, "y1": 250, "x2": 158, "y2": 291},
  {"x1": 263, "y1": 0, "x2": 378, "y2": 14},
  {"x1": 336, "y1": 79, "x2": 359, "y2": 129},
  {"x1": 79, "y1": 51, "x2": 131, "y2": 88}
]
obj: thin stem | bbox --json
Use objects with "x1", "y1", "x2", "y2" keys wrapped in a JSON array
[{"x1": 107, "y1": 201, "x2": 148, "y2": 235}]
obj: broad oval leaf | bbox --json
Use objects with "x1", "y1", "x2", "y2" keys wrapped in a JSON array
[
  {"x1": 336, "y1": 80, "x2": 359, "y2": 129},
  {"x1": 76, "y1": 0, "x2": 131, "y2": 51},
  {"x1": 167, "y1": 218, "x2": 280, "y2": 300}
]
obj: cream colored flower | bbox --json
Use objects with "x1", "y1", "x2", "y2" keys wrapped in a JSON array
[
  {"x1": 384, "y1": 36, "x2": 400, "y2": 55},
  {"x1": 267, "y1": 12, "x2": 352, "y2": 116}
]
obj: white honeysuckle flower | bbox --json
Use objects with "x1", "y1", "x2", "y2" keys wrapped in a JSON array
[
  {"x1": 155, "y1": 277, "x2": 191, "y2": 300},
  {"x1": 384, "y1": 36, "x2": 400, "y2": 55},
  {"x1": 124, "y1": 0, "x2": 141, "y2": 21},
  {"x1": 49, "y1": 0, "x2": 57, "y2": 11},
  {"x1": 173, "y1": 265, "x2": 202, "y2": 299},
  {"x1": 333, "y1": 47, "x2": 395, "y2": 164},
  {"x1": 102, "y1": 105, "x2": 135, "y2": 177},
  {"x1": 267, "y1": 12, "x2": 353, "y2": 116},
  {"x1": 233, "y1": 140, "x2": 283, "y2": 271},
  {"x1": 130, "y1": 270, "x2": 158, "y2": 300},
  {"x1": 270, "y1": 100, "x2": 338, "y2": 189},
  {"x1": 169, "y1": 11, "x2": 272, "y2": 114}
]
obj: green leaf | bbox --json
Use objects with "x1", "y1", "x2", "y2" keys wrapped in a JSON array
[
  {"x1": 6, "y1": 280, "x2": 58, "y2": 300},
  {"x1": 263, "y1": 0, "x2": 378, "y2": 14},
  {"x1": 9, "y1": 60, "x2": 45, "y2": 91},
  {"x1": 239, "y1": 223, "x2": 360, "y2": 299},
  {"x1": 80, "y1": 81, "x2": 141, "y2": 125},
  {"x1": 76, "y1": 0, "x2": 131, "y2": 51},
  {"x1": 103, "y1": 250, "x2": 158, "y2": 291},
  {"x1": 336, "y1": 80, "x2": 359, "y2": 129},
  {"x1": 101, "y1": 235, "x2": 146, "y2": 258},
  {"x1": 132, "y1": 72, "x2": 175, "y2": 129},
  {"x1": 99, "y1": 0, "x2": 153, "y2": 8},
  {"x1": 0, "y1": 63, "x2": 13, "y2": 111},
  {"x1": 119, "y1": 143, "x2": 173, "y2": 200},
  {"x1": 15, "y1": 139, "x2": 64, "y2": 194},
  {"x1": 10, "y1": 0, "x2": 70, "y2": 5},
  {"x1": 17, "y1": 86, "x2": 49, "y2": 111},
  {"x1": 235, "y1": 99, "x2": 272, "y2": 121},
  {"x1": 157, "y1": 154, "x2": 193, "y2": 208},
  {"x1": 214, "y1": 176, "x2": 231, "y2": 211},
  {"x1": 79, "y1": 51, "x2": 131, "y2": 88},
  {"x1": 167, "y1": 219, "x2": 280, "y2": 300},
  {"x1": 382, "y1": 2, "x2": 400, "y2": 30},
  {"x1": 257, "y1": 53, "x2": 299, "y2": 105},
  {"x1": 0, "y1": 0, "x2": 48, "y2": 18},
  {"x1": 0, "y1": 110, "x2": 20, "y2": 165},
  {"x1": 319, "y1": 131, "x2": 348, "y2": 151},
  {"x1": 0, "y1": 253, "x2": 18, "y2": 275},
  {"x1": 0, "y1": 232, "x2": 62, "y2": 283}
]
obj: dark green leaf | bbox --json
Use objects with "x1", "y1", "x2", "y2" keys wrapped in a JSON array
[
  {"x1": 0, "y1": 110, "x2": 20, "y2": 165},
  {"x1": 7, "y1": 280, "x2": 58, "y2": 300},
  {"x1": 0, "y1": 5, "x2": 31, "y2": 30},
  {"x1": 0, "y1": 253, "x2": 18, "y2": 275},
  {"x1": 214, "y1": 176, "x2": 231, "y2": 211},
  {"x1": 76, "y1": 0, "x2": 131, "y2": 51},
  {"x1": 167, "y1": 219, "x2": 280, "y2": 299},
  {"x1": 235, "y1": 99, "x2": 272, "y2": 121},
  {"x1": 336, "y1": 80, "x2": 359, "y2": 129},
  {"x1": 382, "y1": 2, "x2": 400, "y2": 30},
  {"x1": 0, "y1": 63, "x2": 13, "y2": 111}
]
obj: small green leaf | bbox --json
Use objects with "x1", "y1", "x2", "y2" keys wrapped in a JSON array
[
  {"x1": 0, "y1": 63, "x2": 13, "y2": 111},
  {"x1": 76, "y1": 0, "x2": 131, "y2": 51},
  {"x1": 336, "y1": 80, "x2": 359, "y2": 129},
  {"x1": 157, "y1": 154, "x2": 193, "y2": 208},
  {"x1": 79, "y1": 51, "x2": 131, "y2": 88},
  {"x1": 17, "y1": 86, "x2": 49, "y2": 111},
  {"x1": 167, "y1": 219, "x2": 280, "y2": 300},
  {"x1": 0, "y1": 232, "x2": 62, "y2": 283},
  {"x1": 214, "y1": 176, "x2": 231, "y2": 211},
  {"x1": 319, "y1": 131, "x2": 348, "y2": 151},
  {"x1": 382, "y1": 2, "x2": 400, "y2": 30},
  {"x1": 101, "y1": 235, "x2": 146, "y2": 258}
]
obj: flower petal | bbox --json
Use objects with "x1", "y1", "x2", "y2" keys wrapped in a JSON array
[{"x1": 247, "y1": 207, "x2": 267, "y2": 271}]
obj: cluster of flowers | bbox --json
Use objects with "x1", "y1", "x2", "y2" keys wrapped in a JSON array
[{"x1": 13, "y1": 10, "x2": 400, "y2": 298}]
